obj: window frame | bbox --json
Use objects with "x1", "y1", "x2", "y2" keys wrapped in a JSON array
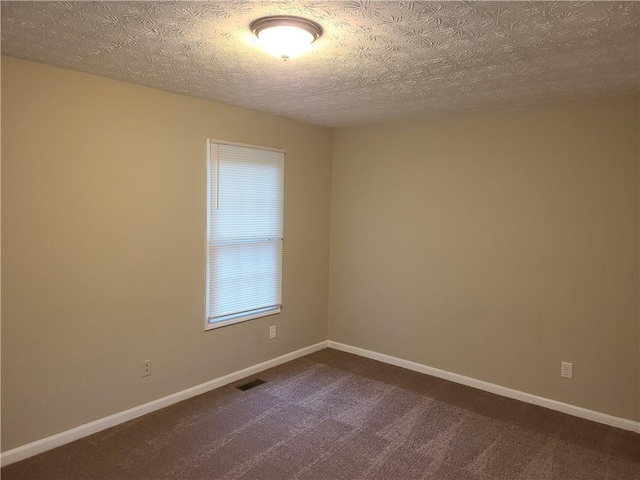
[{"x1": 204, "y1": 139, "x2": 285, "y2": 331}]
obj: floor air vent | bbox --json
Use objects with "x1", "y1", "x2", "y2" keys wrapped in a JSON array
[{"x1": 236, "y1": 378, "x2": 265, "y2": 391}]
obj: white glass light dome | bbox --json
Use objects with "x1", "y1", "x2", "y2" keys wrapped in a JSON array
[{"x1": 250, "y1": 16, "x2": 323, "y2": 60}]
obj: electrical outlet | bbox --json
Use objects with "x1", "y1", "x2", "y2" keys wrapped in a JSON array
[
  {"x1": 269, "y1": 325, "x2": 277, "y2": 340},
  {"x1": 561, "y1": 361, "x2": 573, "y2": 379},
  {"x1": 142, "y1": 360, "x2": 151, "y2": 377}
]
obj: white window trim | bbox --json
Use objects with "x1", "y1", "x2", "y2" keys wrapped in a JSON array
[{"x1": 204, "y1": 139, "x2": 285, "y2": 331}]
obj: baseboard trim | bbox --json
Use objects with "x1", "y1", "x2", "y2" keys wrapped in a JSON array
[
  {"x1": 1, "y1": 341, "x2": 329, "y2": 467},
  {"x1": 327, "y1": 341, "x2": 640, "y2": 433},
  {"x1": 4, "y1": 339, "x2": 636, "y2": 467}
]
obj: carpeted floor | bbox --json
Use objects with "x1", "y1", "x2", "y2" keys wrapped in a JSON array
[{"x1": 2, "y1": 348, "x2": 639, "y2": 479}]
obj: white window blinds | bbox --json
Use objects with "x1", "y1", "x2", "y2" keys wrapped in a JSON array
[{"x1": 206, "y1": 140, "x2": 284, "y2": 329}]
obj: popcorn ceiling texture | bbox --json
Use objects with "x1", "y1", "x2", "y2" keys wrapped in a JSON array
[{"x1": 1, "y1": 1, "x2": 638, "y2": 126}]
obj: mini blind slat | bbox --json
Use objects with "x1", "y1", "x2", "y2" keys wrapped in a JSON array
[{"x1": 207, "y1": 141, "x2": 284, "y2": 324}]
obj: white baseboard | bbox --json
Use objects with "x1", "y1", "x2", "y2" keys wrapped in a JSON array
[
  {"x1": 1, "y1": 341, "x2": 329, "y2": 467},
  {"x1": 327, "y1": 341, "x2": 640, "y2": 433},
  {"x1": 3, "y1": 339, "x2": 637, "y2": 467}
]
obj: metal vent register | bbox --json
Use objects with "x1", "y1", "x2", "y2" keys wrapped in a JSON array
[{"x1": 236, "y1": 378, "x2": 265, "y2": 391}]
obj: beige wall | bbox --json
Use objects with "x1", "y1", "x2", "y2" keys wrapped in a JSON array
[
  {"x1": 329, "y1": 97, "x2": 640, "y2": 421},
  {"x1": 2, "y1": 55, "x2": 638, "y2": 453},
  {"x1": 1, "y1": 57, "x2": 333, "y2": 450}
]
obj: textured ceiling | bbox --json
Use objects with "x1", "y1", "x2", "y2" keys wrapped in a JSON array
[{"x1": 1, "y1": 1, "x2": 638, "y2": 127}]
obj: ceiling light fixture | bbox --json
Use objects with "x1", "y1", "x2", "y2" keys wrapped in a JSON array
[{"x1": 250, "y1": 15, "x2": 323, "y2": 60}]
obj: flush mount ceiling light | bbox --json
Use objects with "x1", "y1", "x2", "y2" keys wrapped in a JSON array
[{"x1": 250, "y1": 15, "x2": 323, "y2": 60}]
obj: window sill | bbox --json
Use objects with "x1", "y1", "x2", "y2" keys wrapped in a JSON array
[{"x1": 205, "y1": 306, "x2": 281, "y2": 331}]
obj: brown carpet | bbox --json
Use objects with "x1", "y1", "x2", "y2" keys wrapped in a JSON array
[{"x1": 2, "y1": 348, "x2": 639, "y2": 479}]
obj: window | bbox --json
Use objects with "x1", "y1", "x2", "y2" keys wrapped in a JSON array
[{"x1": 206, "y1": 140, "x2": 285, "y2": 330}]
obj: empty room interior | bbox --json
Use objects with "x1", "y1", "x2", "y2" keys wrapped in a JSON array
[{"x1": 1, "y1": 1, "x2": 639, "y2": 479}]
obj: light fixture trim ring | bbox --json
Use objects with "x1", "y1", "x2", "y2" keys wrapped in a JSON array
[{"x1": 250, "y1": 15, "x2": 324, "y2": 42}]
